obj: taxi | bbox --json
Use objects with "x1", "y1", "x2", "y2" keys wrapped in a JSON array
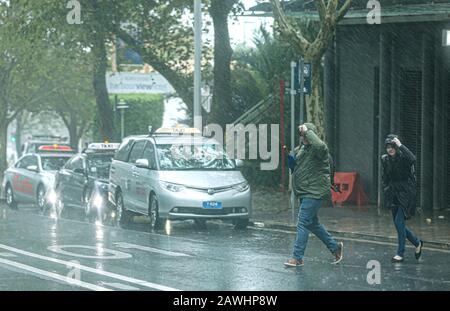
[
  {"x1": 2, "y1": 144, "x2": 75, "y2": 210},
  {"x1": 53, "y1": 143, "x2": 120, "y2": 222},
  {"x1": 108, "y1": 127, "x2": 252, "y2": 230}
]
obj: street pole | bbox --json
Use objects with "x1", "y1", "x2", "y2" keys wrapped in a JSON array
[
  {"x1": 117, "y1": 100, "x2": 130, "y2": 141},
  {"x1": 298, "y1": 58, "x2": 305, "y2": 145},
  {"x1": 120, "y1": 109, "x2": 124, "y2": 140},
  {"x1": 290, "y1": 61, "x2": 297, "y2": 224},
  {"x1": 194, "y1": 0, "x2": 202, "y2": 132}
]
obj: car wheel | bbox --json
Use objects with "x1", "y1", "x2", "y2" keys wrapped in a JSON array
[
  {"x1": 116, "y1": 192, "x2": 130, "y2": 226},
  {"x1": 149, "y1": 196, "x2": 164, "y2": 230},
  {"x1": 36, "y1": 185, "x2": 46, "y2": 211},
  {"x1": 194, "y1": 219, "x2": 207, "y2": 230},
  {"x1": 234, "y1": 218, "x2": 249, "y2": 230},
  {"x1": 5, "y1": 184, "x2": 18, "y2": 210}
]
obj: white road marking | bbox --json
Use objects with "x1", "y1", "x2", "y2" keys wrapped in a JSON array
[
  {"x1": 249, "y1": 226, "x2": 450, "y2": 253},
  {"x1": 115, "y1": 242, "x2": 192, "y2": 257},
  {"x1": 0, "y1": 258, "x2": 112, "y2": 291},
  {"x1": 100, "y1": 282, "x2": 140, "y2": 290},
  {"x1": 47, "y1": 245, "x2": 132, "y2": 259},
  {"x1": 0, "y1": 243, "x2": 181, "y2": 291},
  {"x1": 0, "y1": 252, "x2": 17, "y2": 257}
]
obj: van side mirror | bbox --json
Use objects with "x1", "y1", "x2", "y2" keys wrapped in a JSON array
[{"x1": 135, "y1": 159, "x2": 149, "y2": 169}]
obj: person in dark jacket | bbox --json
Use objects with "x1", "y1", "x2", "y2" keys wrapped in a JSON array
[
  {"x1": 284, "y1": 123, "x2": 343, "y2": 267},
  {"x1": 381, "y1": 134, "x2": 424, "y2": 263}
]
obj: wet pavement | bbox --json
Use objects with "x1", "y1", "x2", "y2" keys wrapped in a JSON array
[
  {"x1": 1, "y1": 202, "x2": 450, "y2": 291},
  {"x1": 252, "y1": 190, "x2": 450, "y2": 248}
]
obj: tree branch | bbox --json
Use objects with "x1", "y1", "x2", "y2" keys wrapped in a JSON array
[
  {"x1": 314, "y1": 0, "x2": 327, "y2": 22},
  {"x1": 269, "y1": 0, "x2": 310, "y2": 54},
  {"x1": 337, "y1": 0, "x2": 353, "y2": 21}
]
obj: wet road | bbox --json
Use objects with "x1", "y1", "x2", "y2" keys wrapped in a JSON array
[{"x1": 0, "y1": 203, "x2": 449, "y2": 291}]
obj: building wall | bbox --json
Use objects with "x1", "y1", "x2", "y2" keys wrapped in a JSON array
[
  {"x1": 334, "y1": 22, "x2": 449, "y2": 208},
  {"x1": 336, "y1": 25, "x2": 379, "y2": 200}
]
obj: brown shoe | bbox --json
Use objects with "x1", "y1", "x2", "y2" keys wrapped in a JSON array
[
  {"x1": 332, "y1": 242, "x2": 343, "y2": 264},
  {"x1": 284, "y1": 258, "x2": 304, "y2": 267}
]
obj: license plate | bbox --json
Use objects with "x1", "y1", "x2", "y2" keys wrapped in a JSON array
[{"x1": 202, "y1": 201, "x2": 222, "y2": 209}]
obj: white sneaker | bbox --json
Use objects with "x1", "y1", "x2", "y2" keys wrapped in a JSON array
[{"x1": 391, "y1": 255, "x2": 404, "y2": 263}]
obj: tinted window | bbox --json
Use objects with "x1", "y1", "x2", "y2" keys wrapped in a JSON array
[
  {"x1": 142, "y1": 142, "x2": 157, "y2": 169},
  {"x1": 115, "y1": 139, "x2": 134, "y2": 162},
  {"x1": 128, "y1": 141, "x2": 146, "y2": 164}
]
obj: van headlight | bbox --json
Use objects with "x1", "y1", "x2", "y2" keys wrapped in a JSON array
[
  {"x1": 160, "y1": 181, "x2": 186, "y2": 192},
  {"x1": 232, "y1": 182, "x2": 249, "y2": 192}
]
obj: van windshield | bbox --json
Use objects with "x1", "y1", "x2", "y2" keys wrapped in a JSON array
[{"x1": 156, "y1": 144, "x2": 236, "y2": 170}]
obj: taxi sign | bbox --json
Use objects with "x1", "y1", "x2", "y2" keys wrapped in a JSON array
[
  {"x1": 154, "y1": 127, "x2": 201, "y2": 135},
  {"x1": 87, "y1": 143, "x2": 120, "y2": 150},
  {"x1": 38, "y1": 145, "x2": 74, "y2": 152}
]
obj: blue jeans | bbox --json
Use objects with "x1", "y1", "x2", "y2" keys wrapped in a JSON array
[
  {"x1": 293, "y1": 198, "x2": 339, "y2": 260},
  {"x1": 392, "y1": 207, "x2": 420, "y2": 257}
]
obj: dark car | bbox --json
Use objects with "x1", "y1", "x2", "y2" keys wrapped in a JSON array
[{"x1": 53, "y1": 143, "x2": 120, "y2": 222}]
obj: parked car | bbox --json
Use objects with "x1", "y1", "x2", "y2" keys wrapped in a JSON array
[
  {"x1": 53, "y1": 143, "x2": 120, "y2": 222},
  {"x1": 3, "y1": 145, "x2": 75, "y2": 210},
  {"x1": 108, "y1": 127, "x2": 252, "y2": 230}
]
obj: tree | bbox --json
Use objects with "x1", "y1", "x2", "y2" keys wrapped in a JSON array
[
  {"x1": 0, "y1": 1, "x2": 61, "y2": 180},
  {"x1": 207, "y1": 0, "x2": 240, "y2": 126},
  {"x1": 269, "y1": 0, "x2": 352, "y2": 138}
]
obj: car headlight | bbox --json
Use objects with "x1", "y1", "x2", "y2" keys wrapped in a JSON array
[
  {"x1": 93, "y1": 194, "x2": 103, "y2": 209},
  {"x1": 160, "y1": 181, "x2": 186, "y2": 192},
  {"x1": 47, "y1": 189, "x2": 57, "y2": 205},
  {"x1": 232, "y1": 182, "x2": 249, "y2": 192}
]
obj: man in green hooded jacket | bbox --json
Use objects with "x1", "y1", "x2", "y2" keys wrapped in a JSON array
[{"x1": 284, "y1": 123, "x2": 343, "y2": 267}]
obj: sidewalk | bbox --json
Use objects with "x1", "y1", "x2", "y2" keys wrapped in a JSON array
[{"x1": 251, "y1": 190, "x2": 450, "y2": 249}]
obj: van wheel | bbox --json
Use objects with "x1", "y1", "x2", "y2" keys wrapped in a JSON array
[
  {"x1": 116, "y1": 192, "x2": 131, "y2": 226},
  {"x1": 234, "y1": 218, "x2": 249, "y2": 230},
  {"x1": 149, "y1": 196, "x2": 164, "y2": 230},
  {"x1": 36, "y1": 185, "x2": 46, "y2": 211},
  {"x1": 5, "y1": 184, "x2": 18, "y2": 210}
]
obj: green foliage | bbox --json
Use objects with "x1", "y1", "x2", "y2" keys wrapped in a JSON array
[{"x1": 91, "y1": 94, "x2": 164, "y2": 142}]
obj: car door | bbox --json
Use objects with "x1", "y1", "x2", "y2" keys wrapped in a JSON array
[
  {"x1": 13, "y1": 155, "x2": 39, "y2": 203},
  {"x1": 10, "y1": 157, "x2": 29, "y2": 203},
  {"x1": 135, "y1": 141, "x2": 158, "y2": 213},
  {"x1": 70, "y1": 156, "x2": 88, "y2": 209},
  {"x1": 56, "y1": 156, "x2": 75, "y2": 205},
  {"x1": 125, "y1": 140, "x2": 146, "y2": 211}
]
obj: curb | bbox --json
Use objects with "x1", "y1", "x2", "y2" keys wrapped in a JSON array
[{"x1": 250, "y1": 220, "x2": 450, "y2": 250}]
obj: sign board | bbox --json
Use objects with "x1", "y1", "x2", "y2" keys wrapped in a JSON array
[
  {"x1": 106, "y1": 72, "x2": 175, "y2": 94},
  {"x1": 294, "y1": 61, "x2": 312, "y2": 95}
]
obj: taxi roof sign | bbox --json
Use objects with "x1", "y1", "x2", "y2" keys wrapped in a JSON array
[
  {"x1": 87, "y1": 143, "x2": 120, "y2": 150},
  {"x1": 154, "y1": 127, "x2": 201, "y2": 135},
  {"x1": 38, "y1": 145, "x2": 74, "y2": 152}
]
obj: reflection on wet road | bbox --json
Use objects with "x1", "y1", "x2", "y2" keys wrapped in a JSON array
[{"x1": 0, "y1": 203, "x2": 449, "y2": 291}]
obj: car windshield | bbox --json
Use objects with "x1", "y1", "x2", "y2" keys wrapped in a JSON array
[
  {"x1": 156, "y1": 143, "x2": 236, "y2": 170},
  {"x1": 41, "y1": 156, "x2": 71, "y2": 171},
  {"x1": 87, "y1": 154, "x2": 114, "y2": 179}
]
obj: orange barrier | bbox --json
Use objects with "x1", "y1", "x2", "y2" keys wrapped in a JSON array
[{"x1": 332, "y1": 172, "x2": 368, "y2": 206}]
